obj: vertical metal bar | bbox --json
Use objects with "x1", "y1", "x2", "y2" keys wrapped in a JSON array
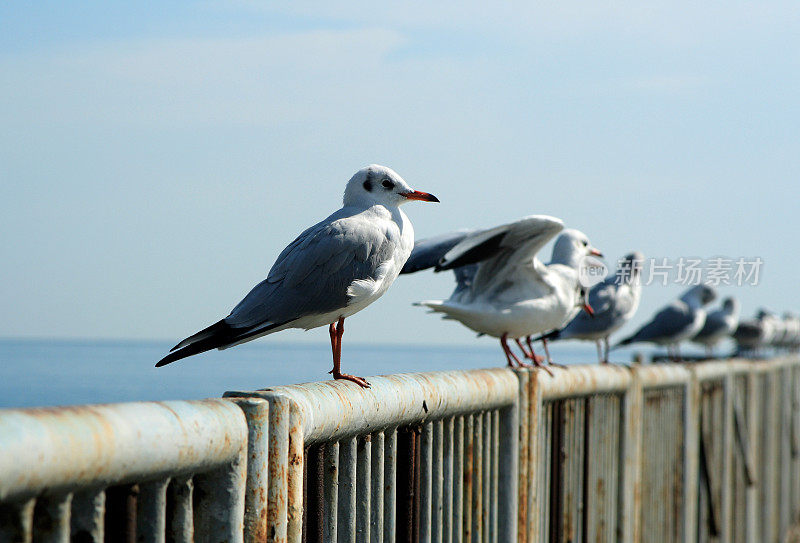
[
  {"x1": 792, "y1": 366, "x2": 800, "y2": 527},
  {"x1": 324, "y1": 441, "x2": 340, "y2": 543},
  {"x1": 230, "y1": 397, "x2": 270, "y2": 543},
  {"x1": 471, "y1": 413, "x2": 483, "y2": 543},
  {"x1": 481, "y1": 411, "x2": 491, "y2": 543},
  {"x1": 166, "y1": 477, "x2": 193, "y2": 543},
  {"x1": 137, "y1": 479, "x2": 169, "y2": 543},
  {"x1": 585, "y1": 397, "x2": 601, "y2": 543},
  {"x1": 265, "y1": 395, "x2": 291, "y2": 543},
  {"x1": 454, "y1": 416, "x2": 465, "y2": 543},
  {"x1": 193, "y1": 446, "x2": 247, "y2": 543},
  {"x1": 490, "y1": 410, "x2": 499, "y2": 543},
  {"x1": 287, "y1": 402, "x2": 305, "y2": 543},
  {"x1": 721, "y1": 373, "x2": 734, "y2": 542},
  {"x1": 32, "y1": 493, "x2": 72, "y2": 543},
  {"x1": 420, "y1": 422, "x2": 433, "y2": 543},
  {"x1": 339, "y1": 436, "x2": 358, "y2": 543},
  {"x1": 463, "y1": 415, "x2": 473, "y2": 543},
  {"x1": 71, "y1": 489, "x2": 105, "y2": 543},
  {"x1": 779, "y1": 367, "x2": 793, "y2": 538},
  {"x1": 514, "y1": 370, "x2": 529, "y2": 543},
  {"x1": 356, "y1": 434, "x2": 372, "y2": 543},
  {"x1": 683, "y1": 375, "x2": 700, "y2": 543},
  {"x1": 528, "y1": 371, "x2": 543, "y2": 543},
  {"x1": 0, "y1": 499, "x2": 34, "y2": 543},
  {"x1": 384, "y1": 430, "x2": 397, "y2": 543},
  {"x1": 371, "y1": 432, "x2": 385, "y2": 543},
  {"x1": 443, "y1": 418, "x2": 454, "y2": 543},
  {"x1": 432, "y1": 420, "x2": 444, "y2": 543},
  {"x1": 538, "y1": 401, "x2": 552, "y2": 543},
  {"x1": 622, "y1": 372, "x2": 642, "y2": 543},
  {"x1": 499, "y1": 402, "x2": 519, "y2": 543}
]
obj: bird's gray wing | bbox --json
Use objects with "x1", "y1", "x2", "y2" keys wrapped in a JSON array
[
  {"x1": 560, "y1": 281, "x2": 618, "y2": 337},
  {"x1": 623, "y1": 302, "x2": 693, "y2": 344},
  {"x1": 226, "y1": 210, "x2": 397, "y2": 330},
  {"x1": 439, "y1": 215, "x2": 564, "y2": 291},
  {"x1": 695, "y1": 310, "x2": 725, "y2": 340},
  {"x1": 400, "y1": 230, "x2": 473, "y2": 274},
  {"x1": 437, "y1": 215, "x2": 564, "y2": 274},
  {"x1": 587, "y1": 279, "x2": 617, "y2": 316}
]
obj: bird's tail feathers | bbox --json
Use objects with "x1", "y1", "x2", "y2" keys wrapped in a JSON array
[
  {"x1": 170, "y1": 320, "x2": 229, "y2": 352},
  {"x1": 157, "y1": 319, "x2": 287, "y2": 367}
]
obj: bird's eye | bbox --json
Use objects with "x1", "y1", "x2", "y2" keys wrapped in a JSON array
[
  {"x1": 582, "y1": 240, "x2": 589, "y2": 246},
  {"x1": 382, "y1": 179, "x2": 394, "y2": 190}
]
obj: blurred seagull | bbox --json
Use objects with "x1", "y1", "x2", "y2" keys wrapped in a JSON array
[
  {"x1": 734, "y1": 309, "x2": 781, "y2": 357},
  {"x1": 156, "y1": 165, "x2": 439, "y2": 388},
  {"x1": 401, "y1": 216, "x2": 601, "y2": 371},
  {"x1": 691, "y1": 297, "x2": 740, "y2": 356},
  {"x1": 615, "y1": 284, "x2": 717, "y2": 360},
  {"x1": 532, "y1": 252, "x2": 644, "y2": 364}
]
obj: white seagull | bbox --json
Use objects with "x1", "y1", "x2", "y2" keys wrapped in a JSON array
[
  {"x1": 533, "y1": 252, "x2": 644, "y2": 364},
  {"x1": 691, "y1": 297, "x2": 740, "y2": 356},
  {"x1": 156, "y1": 165, "x2": 439, "y2": 388},
  {"x1": 616, "y1": 284, "x2": 717, "y2": 360},
  {"x1": 401, "y1": 216, "x2": 601, "y2": 370}
]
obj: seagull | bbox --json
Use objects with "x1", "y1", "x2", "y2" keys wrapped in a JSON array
[
  {"x1": 691, "y1": 297, "x2": 740, "y2": 356},
  {"x1": 615, "y1": 284, "x2": 717, "y2": 361},
  {"x1": 781, "y1": 312, "x2": 800, "y2": 352},
  {"x1": 156, "y1": 165, "x2": 439, "y2": 388},
  {"x1": 734, "y1": 310, "x2": 778, "y2": 357},
  {"x1": 400, "y1": 216, "x2": 601, "y2": 371},
  {"x1": 532, "y1": 251, "x2": 644, "y2": 364}
]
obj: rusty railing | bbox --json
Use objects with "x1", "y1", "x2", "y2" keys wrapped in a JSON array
[{"x1": 1, "y1": 358, "x2": 800, "y2": 542}]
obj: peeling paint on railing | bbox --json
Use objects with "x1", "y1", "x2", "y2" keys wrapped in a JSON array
[{"x1": 1, "y1": 359, "x2": 800, "y2": 542}]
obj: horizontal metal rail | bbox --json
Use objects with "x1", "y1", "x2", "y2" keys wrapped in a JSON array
[{"x1": 0, "y1": 400, "x2": 247, "y2": 543}]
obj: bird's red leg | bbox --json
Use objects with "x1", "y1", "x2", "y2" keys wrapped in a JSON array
[
  {"x1": 524, "y1": 336, "x2": 546, "y2": 364},
  {"x1": 512, "y1": 338, "x2": 534, "y2": 368},
  {"x1": 542, "y1": 338, "x2": 568, "y2": 369},
  {"x1": 521, "y1": 335, "x2": 553, "y2": 375},
  {"x1": 500, "y1": 333, "x2": 524, "y2": 368},
  {"x1": 328, "y1": 317, "x2": 370, "y2": 388}
]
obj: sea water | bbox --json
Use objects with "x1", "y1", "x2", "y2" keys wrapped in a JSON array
[{"x1": 0, "y1": 338, "x2": 655, "y2": 408}]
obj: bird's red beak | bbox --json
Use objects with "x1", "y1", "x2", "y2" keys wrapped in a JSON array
[
  {"x1": 403, "y1": 190, "x2": 440, "y2": 203},
  {"x1": 583, "y1": 303, "x2": 595, "y2": 317},
  {"x1": 590, "y1": 248, "x2": 603, "y2": 257}
]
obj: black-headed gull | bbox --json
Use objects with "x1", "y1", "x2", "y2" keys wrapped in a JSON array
[
  {"x1": 534, "y1": 251, "x2": 644, "y2": 363},
  {"x1": 691, "y1": 297, "x2": 740, "y2": 356},
  {"x1": 616, "y1": 284, "x2": 716, "y2": 360},
  {"x1": 156, "y1": 165, "x2": 439, "y2": 387},
  {"x1": 401, "y1": 216, "x2": 601, "y2": 371}
]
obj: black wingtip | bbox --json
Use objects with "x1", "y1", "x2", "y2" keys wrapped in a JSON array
[{"x1": 155, "y1": 350, "x2": 187, "y2": 367}]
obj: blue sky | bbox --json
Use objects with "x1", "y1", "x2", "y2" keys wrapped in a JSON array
[{"x1": 1, "y1": 2, "x2": 798, "y2": 348}]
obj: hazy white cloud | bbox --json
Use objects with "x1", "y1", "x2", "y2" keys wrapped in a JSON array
[{"x1": 0, "y1": 29, "x2": 418, "y2": 127}]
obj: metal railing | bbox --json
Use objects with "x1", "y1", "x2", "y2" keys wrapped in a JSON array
[
  {"x1": 0, "y1": 400, "x2": 247, "y2": 542},
  {"x1": 1, "y1": 358, "x2": 800, "y2": 542}
]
